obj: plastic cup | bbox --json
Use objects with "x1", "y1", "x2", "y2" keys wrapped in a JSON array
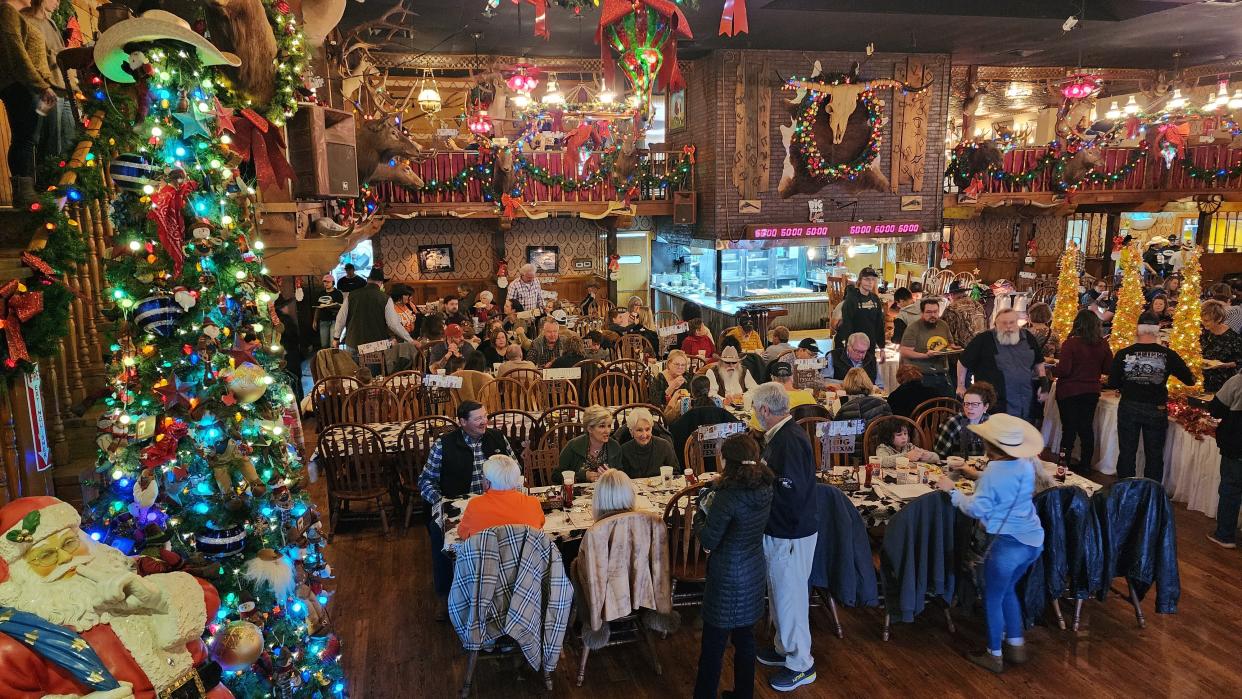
[
  {"x1": 561, "y1": 471, "x2": 575, "y2": 485},
  {"x1": 895, "y1": 457, "x2": 911, "y2": 469},
  {"x1": 660, "y1": 466, "x2": 674, "y2": 483}
]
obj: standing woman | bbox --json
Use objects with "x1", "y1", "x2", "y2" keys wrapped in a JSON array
[
  {"x1": 22, "y1": 0, "x2": 70, "y2": 162},
  {"x1": 837, "y1": 267, "x2": 886, "y2": 360},
  {"x1": 936, "y1": 413, "x2": 1044, "y2": 673},
  {"x1": 693, "y1": 433, "x2": 773, "y2": 699},
  {"x1": 1, "y1": 0, "x2": 55, "y2": 207},
  {"x1": 1052, "y1": 310, "x2": 1112, "y2": 472},
  {"x1": 390, "y1": 284, "x2": 418, "y2": 335}
]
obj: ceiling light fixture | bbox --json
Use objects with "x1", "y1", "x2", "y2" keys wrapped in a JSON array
[
  {"x1": 1105, "y1": 101, "x2": 1121, "y2": 120},
  {"x1": 1124, "y1": 95, "x2": 1140, "y2": 115},
  {"x1": 416, "y1": 69, "x2": 441, "y2": 114},
  {"x1": 541, "y1": 75, "x2": 565, "y2": 106},
  {"x1": 598, "y1": 78, "x2": 616, "y2": 105},
  {"x1": 1166, "y1": 88, "x2": 1186, "y2": 111},
  {"x1": 1230, "y1": 89, "x2": 1242, "y2": 111}
]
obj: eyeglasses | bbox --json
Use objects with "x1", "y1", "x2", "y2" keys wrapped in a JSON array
[{"x1": 962, "y1": 401, "x2": 985, "y2": 407}]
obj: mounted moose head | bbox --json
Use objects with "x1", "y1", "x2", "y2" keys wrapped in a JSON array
[
  {"x1": 204, "y1": 0, "x2": 278, "y2": 109},
  {"x1": 1060, "y1": 148, "x2": 1104, "y2": 187}
]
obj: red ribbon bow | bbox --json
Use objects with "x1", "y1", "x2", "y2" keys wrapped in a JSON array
[
  {"x1": 140, "y1": 419, "x2": 188, "y2": 470},
  {"x1": 1154, "y1": 123, "x2": 1187, "y2": 162},
  {"x1": 718, "y1": 0, "x2": 749, "y2": 36},
  {"x1": 228, "y1": 109, "x2": 295, "y2": 195},
  {"x1": 0, "y1": 280, "x2": 44, "y2": 363},
  {"x1": 500, "y1": 194, "x2": 523, "y2": 219}
]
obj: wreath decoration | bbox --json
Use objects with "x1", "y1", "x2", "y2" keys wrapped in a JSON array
[{"x1": 790, "y1": 79, "x2": 883, "y2": 183}]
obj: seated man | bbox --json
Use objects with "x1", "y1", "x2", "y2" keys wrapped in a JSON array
[
  {"x1": 456, "y1": 454, "x2": 545, "y2": 540},
  {"x1": 745, "y1": 361, "x2": 817, "y2": 430}
]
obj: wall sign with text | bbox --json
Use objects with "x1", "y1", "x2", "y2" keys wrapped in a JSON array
[{"x1": 743, "y1": 221, "x2": 923, "y2": 240}]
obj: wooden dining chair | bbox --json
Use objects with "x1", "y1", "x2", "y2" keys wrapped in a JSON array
[
  {"x1": 798, "y1": 416, "x2": 832, "y2": 471},
  {"x1": 310, "y1": 376, "x2": 361, "y2": 428},
  {"x1": 913, "y1": 408, "x2": 959, "y2": 452},
  {"x1": 862, "y1": 415, "x2": 925, "y2": 460},
  {"x1": 611, "y1": 403, "x2": 666, "y2": 433},
  {"x1": 574, "y1": 359, "x2": 607, "y2": 406},
  {"x1": 687, "y1": 355, "x2": 707, "y2": 376},
  {"x1": 588, "y1": 372, "x2": 640, "y2": 407},
  {"x1": 911, "y1": 397, "x2": 962, "y2": 421},
  {"x1": 478, "y1": 376, "x2": 537, "y2": 413},
  {"x1": 523, "y1": 446, "x2": 561, "y2": 488},
  {"x1": 607, "y1": 359, "x2": 650, "y2": 398},
  {"x1": 683, "y1": 427, "x2": 719, "y2": 476},
  {"x1": 594, "y1": 297, "x2": 614, "y2": 321},
  {"x1": 655, "y1": 311, "x2": 680, "y2": 329},
  {"x1": 342, "y1": 386, "x2": 401, "y2": 424},
  {"x1": 487, "y1": 410, "x2": 538, "y2": 462},
  {"x1": 618, "y1": 333, "x2": 655, "y2": 360},
  {"x1": 316, "y1": 423, "x2": 396, "y2": 537},
  {"x1": 893, "y1": 271, "x2": 910, "y2": 290},
  {"x1": 498, "y1": 367, "x2": 542, "y2": 387},
  {"x1": 539, "y1": 403, "x2": 586, "y2": 429},
  {"x1": 382, "y1": 370, "x2": 423, "y2": 396},
  {"x1": 791, "y1": 403, "x2": 832, "y2": 422},
  {"x1": 538, "y1": 421, "x2": 586, "y2": 454},
  {"x1": 394, "y1": 418, "x2": 455, "y2": 530},
  {"x1": 663, "y1": 482, "x2": 711, "y2": 608},
  {"x1": 535, "y1": 378, "x2": 578, "y2": 410}
]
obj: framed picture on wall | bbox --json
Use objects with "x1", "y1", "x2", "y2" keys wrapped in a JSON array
[
  {"x1": 667, "y1": 89, "x2": 687, "y2": 132},
  {"x1": 417, "y1": 244, "x2": 455, "y2": 273},
  {"x1": 527, "y1": 246, "x2": 560, "y2": 273}
]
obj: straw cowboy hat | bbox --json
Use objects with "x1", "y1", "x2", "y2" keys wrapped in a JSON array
[
  {"x1": 967, "y1": 413, "x2": 1044, "y2": 459},
  {"x1": 94, "y1": 10, "x2": 241, "y2": 84}
]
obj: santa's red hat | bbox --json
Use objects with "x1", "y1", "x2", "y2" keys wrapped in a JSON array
[{"x1": 0, "y1": 496, "x2": 82, "y2": 583}]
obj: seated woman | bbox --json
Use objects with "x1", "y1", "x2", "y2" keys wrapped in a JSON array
[
  {"x1": 1024, "y1": 302, "x2": 1060, "y2": 359},
  {"x1": 456, "y1": 455, "x2": 545, "y2": 540},
  {"x1": 681, "y1": 318, "x2": 716, "y2": 360},
  {"x1": 873, "y1": 419, "x2": 942, "y2": 469},
  {"x1": 550, "y1": 332, "x2": 587, "y2": 369},
  {"x1": 560, "y1": 405, "x2": 623, "y2": 482},
  {"x1": 473, "y1": 290, "x2": 499, "y2": 322},
  {"x1": 934, "y1": 380, "x2": 996, "y2": 461},
  {"x1": 664, "y1": 373, "x2": 725, "y2": 423},
  {"x1": 1144, "y1": 294, "x2": 1174, "y2": 329},
  {"x1": 480, "y1": 328, "x2": 511, "y2": 367},
  {"x1": 592, "y1": 469, "x2": 638, "y2": 521},
  {"x1": 619, "y1": 408, "x2": 679, "y2": 478},
  {"x1": 886, "y1": 365, "x2": 942, "y2": 417},
  {"x1": 834, "y1": 367, "x2": 892, "y2": 422},
  {"x1": 650, "y1": 350, "x2": 691, "y2": 406}
]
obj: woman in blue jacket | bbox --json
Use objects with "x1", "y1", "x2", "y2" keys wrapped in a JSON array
[
  {"x1": 936, "y1": 413, "x2": 1045, "y2": 673},
  {"x1": 692, "y1": 433, "x2": 774, "y2": 699}
]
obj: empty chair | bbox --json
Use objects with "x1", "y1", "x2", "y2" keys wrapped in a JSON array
[
  {"x1": 663, "y1": 482, "x2": 710, "y2": 608},
  {"x1": 478, "y1": 376, "x2": 537, "y2": 413},
  {"x1": 311, "y1": 376, "x2": 361, "y2": 428},
  {"x1": 608, "y1": 359, "x2": 651, "y2": 397},
  {"x1": 790, "y1": 403, "x2": 831, "y2": 422},
  {"x1": 498, "y1": 367, "x2": 542, "y2": 387},
  {"x1": 523, "y1": 446, "x2": 561, "y2": 488},
  {"x1": 383, "y1": 370, "x2": 423, "y2": 395},
  {"x1": 618, "y1": 333, "x2": 655, "y2": 360},
  {"x1": 316, "y1": 423, "x2": 396, "y2": 537},
  {"x1": 589, "y1": 372, "x2": 640, "y2": 407},
  {"x1": 342, "y1": 386, "x2": 401, "y2": 424},
  {"x1": 574, "y1": 359, "x2": 608, "y2": 405},
  {"x1": 487, "y1": 410, "x2": 539, "y2": 461},
  {"x1": 450, "y1": 525, "x2": 571, "y2": 698},
  {"x1": 535, "y1": 378, "x2": 578, "y2": 409}
]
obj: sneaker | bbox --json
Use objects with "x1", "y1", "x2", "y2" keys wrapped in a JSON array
[
  {"x1": 1207, "y1": 534, "x2": 1237, "y2": 549},
  {"x1": 966, "y1": 650, "x2": 1004, "y2": 674},
  {"x1": 756, "y1": 648, "x2": 786, "y2": 667},
  {"x1": 769, "y1": 666, "x2": 816, "y2": 692},
  {"x1": 1002, "y1": 643, "x2": 1029, "y2": 665}
]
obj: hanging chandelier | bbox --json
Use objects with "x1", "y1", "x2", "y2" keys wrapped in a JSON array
[
  {"x1": 1060, "y1": 74, "x2": 1102, "y2": 101},
  {"x1": 417, "y1": 69, "x2": 442, "y2": 114},
  {"x1": 468, "y1": 109, "x2": 493, "y2": 135},
  {"x1": 541, "y1": 75, "x2": 565, "y2": 106}
]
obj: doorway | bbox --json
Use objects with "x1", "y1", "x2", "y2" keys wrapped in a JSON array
[{"x1": 615, "y1": 231, "x2": 652, "y2": 305}]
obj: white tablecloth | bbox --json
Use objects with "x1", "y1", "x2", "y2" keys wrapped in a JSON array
[
  {"x1": 1042, "y1": 385, "x2": 1223, "y2": 520},
  {"x1": 877, "y1": 345, "x2": 900, "y2": 393}
]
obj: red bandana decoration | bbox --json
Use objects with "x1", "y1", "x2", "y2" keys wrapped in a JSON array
[
  {"x1": 148, "y1": 179, "x2": 198, "y2": 277},
  {"x1": 718, "y1": 0, "x2": 749, "y2": 36},
  {"x1": 500, "y1": 193, "x2": 524, "y2": 219}
]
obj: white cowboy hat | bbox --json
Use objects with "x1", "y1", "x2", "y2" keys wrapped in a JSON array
[
  {"x1": 1147, "y1": 236, "x2": 1170, "y2": 247},
  {"x1": 967, "y1": 413, "x2": 1044, "y2": 459},
  {"x1": 94, "y1": 10, "x2": 241, "y2": 84},
  {"x1": 719, "y1": 346, "x2": 741, "y2": 364}
]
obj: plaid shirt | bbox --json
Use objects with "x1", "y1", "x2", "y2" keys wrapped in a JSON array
[
  {"x1": 506, "y1": 278, "x2": 545, "y2": 314},
  {"x1": 527, "y1": 336, "x2": 567, "y2": 367},
  {"x1": 933, "y1": 413, "x2": 989, "y2": 458},
  {"x1": 448, "y1": 525, "x2": 574, "y2": 672},
  {"x1": 419, "y1": 431, "x2": 512, "y2": 504}
]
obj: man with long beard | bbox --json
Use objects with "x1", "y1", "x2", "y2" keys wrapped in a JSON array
[
  {"x1": 958, "y1": 308, "x2": 1048, "y2": 421},
  {"x1": 0, "y1": 497, "x2": 231, "y2": 698},
  {"x1": 705, "y1": 346, "x2": 758, "y2": 407}
]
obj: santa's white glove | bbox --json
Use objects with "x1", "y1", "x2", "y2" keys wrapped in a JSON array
[
  {"x1": 121, "y1": 573, "x2": 167, "y2": 612},
  {"x1": 48, "y1": 681, "x2": 135, "y2": 699}
]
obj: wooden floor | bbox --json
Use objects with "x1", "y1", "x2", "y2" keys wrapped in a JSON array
[{"x1": 311, "y1": 471, "x2": 1242, "y2": 699}]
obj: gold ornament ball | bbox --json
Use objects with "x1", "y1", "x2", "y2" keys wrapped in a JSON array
[
  {"x1": 213, "y1": 620, "x2": 264, "y2": 670},
  {"x1": 225, "y1": 362, "x2": 269, "y2": 404}
]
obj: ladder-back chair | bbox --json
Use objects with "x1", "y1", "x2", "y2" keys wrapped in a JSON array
[
  {"x1": 310, "y1": 376, "x2": 360, "y2": 428},
  {"x1": 535, "y1": 378, "x2": 579, "y2": 410},
  {"x1": 663, "y1": 482, "x2": 710, "y2": 608},
  {"x1": 342, "y1": 386, "x2": 401, "y2": 424},
  {"x1": 316, "y1": 423, "x2": 395, "y2": 537},
  {"x1": 574, "y1": 360, "x2": 608, "y2": 406},
  {"x1": 487, "y1": 410, "x2": 539, "y2": 461},
  {"x1": 478, "y1": 376, "x2": 538, "y2": 413},
  {"x1": 588, "y1": 372, "x2": 640, "y2": 407},
  {"x1": 914, "y1": 407, "x2": 960, "y2": 452},
  {"x1": 607, "y1": 359, "x2": 650, "y2": 398},
  {"x1": 618, "y1": 333, "x2": 655, "y2": 360}
]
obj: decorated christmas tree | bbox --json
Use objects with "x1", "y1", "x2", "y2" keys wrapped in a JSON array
[
  {"x1": 78, "y1": 15, "x2": 345, "y2": 699},
  {"x1": 1051, "y1": 242, "x2": 1080, "y2": 342},
  {"x1": 1109, "y1": 242, "x2": 1145, "y2": 354},
  {"x1": 1168, "y1": 245, "x2": 1204, "y2": 395}
]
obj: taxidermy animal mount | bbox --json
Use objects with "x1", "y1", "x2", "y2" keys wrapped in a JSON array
[{"x1": 205, "y1": 0, "x2": 279, "y2": 109}]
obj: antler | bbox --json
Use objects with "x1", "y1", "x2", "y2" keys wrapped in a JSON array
[{"x1": 341, "y1": 0, "x2": 418, "y2": 47}]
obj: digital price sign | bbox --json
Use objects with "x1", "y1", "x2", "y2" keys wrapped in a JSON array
[{"x1": 744, "y1": 221, "x2": 922, "y2": 240}]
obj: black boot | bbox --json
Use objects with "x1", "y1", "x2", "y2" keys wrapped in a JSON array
[{"x1": 10, "y1": 177, "x2": 36, "y2": 208}]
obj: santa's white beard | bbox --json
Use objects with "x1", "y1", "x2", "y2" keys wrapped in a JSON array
[
  {"x1": 0, "y1": 540, "x2": 135, "y2": 632},
  {"x1": 996, "y1": 329, "x2": 1021, "y2": 346}
]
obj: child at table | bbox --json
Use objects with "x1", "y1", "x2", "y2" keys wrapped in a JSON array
[{"x1": 873, "y1": 420, "x2": 942, "y2": 469}]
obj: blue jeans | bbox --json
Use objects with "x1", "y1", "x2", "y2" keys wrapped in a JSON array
[
  {"x1": 1216, "y1": 455, "x2": 1242, "y2": 544},
  {"x1": 983, "y1": 535, "x2": 1041, "y2": 652}
]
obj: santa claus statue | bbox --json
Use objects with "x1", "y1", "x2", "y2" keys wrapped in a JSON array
[{"x1": 0, "y1": 497, "x2": 233, "y2": 698}]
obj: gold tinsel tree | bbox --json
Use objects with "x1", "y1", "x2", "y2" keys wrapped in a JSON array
[
  {"x1": 1168, "y1": 245, "x2": 1204, "y2": 395},
  {"x1": 1052, "y1": 242, "x2": 1080, "y2": 341},
  {"x1": 1109, "y1": 242, "x2": 1145, "y2": 353}
]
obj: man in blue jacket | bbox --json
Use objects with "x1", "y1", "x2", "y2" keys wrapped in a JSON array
[{"x1": 752, "y1": 382, "x2": 820, "y2": 691}]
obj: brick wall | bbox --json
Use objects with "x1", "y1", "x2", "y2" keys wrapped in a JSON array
[{"x1": 664, "y1": 49, "x2": 951, "y2": 241}]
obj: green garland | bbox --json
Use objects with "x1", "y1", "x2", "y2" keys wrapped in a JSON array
[
  {"x1": 946, "y1": 141, "x2": 1150, "y2": 193},
  {"x1": 1180, "y1": 154, "x2": 1242, "y2": 181},
  {"x1": 261, "y1": 0, "x2": 309, "y2": 126}
]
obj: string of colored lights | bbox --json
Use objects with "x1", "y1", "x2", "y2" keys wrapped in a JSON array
[{"x1": 788, "y1": 79, "x2": 883, "y2": 182}]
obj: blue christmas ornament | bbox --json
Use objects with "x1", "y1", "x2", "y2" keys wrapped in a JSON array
[
  {"x1": 133, "y1": 295, "x2": 183, "y2": 337},
  {"x1": 109, "y1": 153, "x2": 160, "y2": 192}
]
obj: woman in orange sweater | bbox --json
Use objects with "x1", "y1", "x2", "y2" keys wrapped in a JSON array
[{"x1": 456, "y1": 454, "x2": 545, "y2": 540}]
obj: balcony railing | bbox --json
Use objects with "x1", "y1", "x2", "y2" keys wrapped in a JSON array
[
  {"x1": 371, "y1": 149, "x2": 689, "y2": 207},
  {"x1": 953, "y1": 143, "x2": 1242, "y2": 198}
]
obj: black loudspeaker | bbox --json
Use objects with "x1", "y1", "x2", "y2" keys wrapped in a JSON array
[{"x1": 673, "y1": 190, "x2": 697, "y2": 224}]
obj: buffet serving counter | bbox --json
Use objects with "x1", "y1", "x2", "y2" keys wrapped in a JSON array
[{"x1": 652, "y1": 285, "x2": 828, "y2": 334}]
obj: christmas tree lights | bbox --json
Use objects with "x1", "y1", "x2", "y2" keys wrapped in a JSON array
[
  {"x1": 1168, "y1": 245, "x2": 1204, "y2": 395},
  {"x1": 83, "y1": 44, "x2": 344, "y2": 698},
  {"x1": 1110, "y1": 243, "x2": 1145, "y2": 353},
  {"x1": 1051, "y1": 242, "x2": 1080, "y2": 341}
]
